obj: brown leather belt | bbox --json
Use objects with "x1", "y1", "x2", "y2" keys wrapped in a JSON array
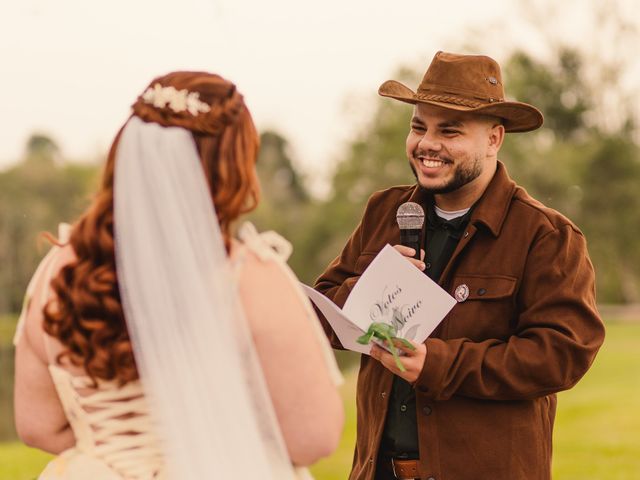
[{"x1": 391, "y1": 458, "x2": 421, "y2": 479}]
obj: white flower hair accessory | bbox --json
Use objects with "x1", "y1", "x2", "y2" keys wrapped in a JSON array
[{"x1": 142, "y1": 83, "x2": 212, "y2": 116}]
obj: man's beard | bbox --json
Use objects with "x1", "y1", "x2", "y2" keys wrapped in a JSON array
[{"x1": 410, "y1": 154, "x2": 483, "y2": 194}]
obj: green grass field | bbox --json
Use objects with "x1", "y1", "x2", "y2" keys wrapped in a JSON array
[
  {"x1": 0, "y1": 441, "x2": 52, "y2": 480},
  {"x1": 2, "y1": 322, "x2": 639, "y2": 479}
]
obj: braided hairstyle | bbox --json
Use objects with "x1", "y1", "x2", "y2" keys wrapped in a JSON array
[{"x1": 43, "y1": 72, "x2": 260, "y2": 384}]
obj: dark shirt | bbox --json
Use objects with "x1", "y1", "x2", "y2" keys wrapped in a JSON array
[{"x1": 380, "y1": 202, "x2": 472, "y2": 458}]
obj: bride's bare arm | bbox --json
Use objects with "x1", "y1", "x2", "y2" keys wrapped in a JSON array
[
  {"x1": 14, "y1": 247, "x2": 75, "y2": 453},
  {"x1": 237, "y1": 250, "x2": 344, "y2": 466}
]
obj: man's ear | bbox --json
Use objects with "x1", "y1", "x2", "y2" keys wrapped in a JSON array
[{"x1": 487, "y1": 123, "x2": 505, "y2": 156}]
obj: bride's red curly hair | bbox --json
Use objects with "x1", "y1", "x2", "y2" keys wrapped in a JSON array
[{"x1": 43, "y1": 72, "x2": 260, "y2": 384}]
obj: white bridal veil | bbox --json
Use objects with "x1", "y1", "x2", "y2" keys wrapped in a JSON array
[{"x1": 113, "y1": 116, "x2": 298, "y2": 479}]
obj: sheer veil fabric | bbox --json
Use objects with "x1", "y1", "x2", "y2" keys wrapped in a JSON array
[{"x1": 114, "y1": 117, "x2": 298, "y2": 479}]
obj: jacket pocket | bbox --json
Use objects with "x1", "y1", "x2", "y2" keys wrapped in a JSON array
[
  {"x1": 445, "y1": 274, "x2": 518, "y2": 340},
  {"x1": 451, "y1": 273, "x2": 517, "y2": 300}
]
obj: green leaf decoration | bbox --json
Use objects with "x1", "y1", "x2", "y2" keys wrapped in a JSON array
[{"x1": 356, "y1": 322, "x2": 416, "y2": 372}]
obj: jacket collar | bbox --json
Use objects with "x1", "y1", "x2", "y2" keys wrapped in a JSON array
[
  {"x1": 407, "y1": 161, "x2": 516, "y2": 237},
  {"x1": 469, "y1": 161, "x2": 517, "y2": 237}
]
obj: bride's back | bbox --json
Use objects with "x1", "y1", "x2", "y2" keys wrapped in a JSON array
[{"x1": 14, "y1": 71, "x2": 343, "y2": 479}]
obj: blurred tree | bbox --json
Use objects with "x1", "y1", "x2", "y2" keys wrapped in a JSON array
[
  {"x1": 0, "y1": 136, "x2": 99, "y2": 313},
  {"x1": 295, "y1": 67, "x2": 420, "y2": 286},
  {"x1": 580, "y1": 135, "x2": 640, "y2": 302},
  {"x1": 500, "y1": 47, "x2": 640, "y2": 303},
  {"x1": 247, "y1": 131, "x2": 316, "y2": 282},
  {"x1": 506, "y1": 49, "x2": 592, "y2": 141},
  {"x1": 24, "y1": 133, "x2": 62, "y2": 167}
]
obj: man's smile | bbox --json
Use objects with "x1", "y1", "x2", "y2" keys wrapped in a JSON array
[{"x1": 415, "y1": 154, "x2": 451, "y2": 170}]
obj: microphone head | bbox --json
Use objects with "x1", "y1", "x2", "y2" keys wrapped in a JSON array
[{"x1": 396, "y1": 202, "x2": 425, "y2": 230}]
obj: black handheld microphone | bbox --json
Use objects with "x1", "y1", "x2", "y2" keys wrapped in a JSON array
[{"x1": 396, "y1": 202, "x2": 425, "y2": 260}]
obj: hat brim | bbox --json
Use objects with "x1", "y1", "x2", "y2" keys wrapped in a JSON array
[{"x1": 378, "y1": 80, "x2": 543, "y2": 133}]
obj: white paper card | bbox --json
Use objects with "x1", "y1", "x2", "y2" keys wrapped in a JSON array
[
  {"x1": 301, "y1": 285, "x2": 370, "y2": 354},
  {"x1": 304, "y1": 244, "x2": 457, "y2": 355}
]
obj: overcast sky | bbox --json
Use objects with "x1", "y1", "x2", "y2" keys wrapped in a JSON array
[{"x1": 1, "y1": 0, "x2": 637, "y2": 186}]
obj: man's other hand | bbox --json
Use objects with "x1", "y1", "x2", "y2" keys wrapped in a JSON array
[{"x1": 370, "y1": 339, "x2": 427, "y2": 383}]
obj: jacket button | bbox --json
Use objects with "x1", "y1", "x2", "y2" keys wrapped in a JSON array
[
  {"x1": 422, "y1": 406, "x2": 432, "y2": 416},
  {"x1": 463, "y1": 231, "x2": 469, "y2": 238},
  {"x1": 400, "y1": 404, "x2": 407, "y2": 412},
  {"x1": 381, "y1": 392, "x2": 386, "y2": 398},
  {"x1": 477, "y1": 288, "x2": 487, "y2": 296},
  {"x1": 427, "y1": 477, "x2": 436, "y2": 480}
]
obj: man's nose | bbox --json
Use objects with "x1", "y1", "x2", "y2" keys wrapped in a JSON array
[{"x1": 417, "y1": 132, "x2": 441, "y2": 152}]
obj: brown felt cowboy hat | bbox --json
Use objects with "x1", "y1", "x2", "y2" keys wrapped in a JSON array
[{"x1": 379, "y1": 51, "x2": 544, "y2": 132}]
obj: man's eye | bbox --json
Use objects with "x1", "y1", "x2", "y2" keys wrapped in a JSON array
[
  {"x1": 411, "y1": 125, "x2": 425, "y2": 131},
  {"x1": 442, "y1": 129, "x2": 460, "y2": 135}
]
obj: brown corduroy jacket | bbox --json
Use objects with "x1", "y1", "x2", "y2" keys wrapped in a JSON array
[{"x1": 315, "y1": 162, "x2": 605, "y2": 480}]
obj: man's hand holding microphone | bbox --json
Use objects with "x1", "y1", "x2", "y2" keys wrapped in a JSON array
[{"x1": 370, "y1": 202, "x2": 428, "y2": 383}]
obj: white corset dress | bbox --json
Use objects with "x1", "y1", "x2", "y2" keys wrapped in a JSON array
[{"x1": 15, "y1": 222, "x2": 341, "y2": 480}]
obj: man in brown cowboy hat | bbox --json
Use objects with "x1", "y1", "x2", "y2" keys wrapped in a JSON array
[{"x1": 314, "y1": 51, "x2": 605, "y2": 480}]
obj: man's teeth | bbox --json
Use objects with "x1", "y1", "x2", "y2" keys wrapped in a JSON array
[{"x1": 421, "y1": 158, "x2": 444, "y2": 168}]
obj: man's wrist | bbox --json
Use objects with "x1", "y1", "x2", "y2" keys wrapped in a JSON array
[{"x1": 412, "y1": 338, "x2": 447, "y2": 399}]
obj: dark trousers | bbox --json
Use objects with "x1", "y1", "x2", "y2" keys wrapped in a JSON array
[{"x1": 375, "y1": 455, "x2": 396, "y2": 480}]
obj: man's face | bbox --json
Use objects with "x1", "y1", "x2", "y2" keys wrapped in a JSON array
[{"x1": 406, "y1": 103, "x2": 502, "y2": 195}]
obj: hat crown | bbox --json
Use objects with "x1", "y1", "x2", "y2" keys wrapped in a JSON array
[
  {"x1": 419, "y1": 51, "x2": 505, "y2": 103},
  {"x1": 377, "y1": 50, "x2": 544, "y2": 132}
]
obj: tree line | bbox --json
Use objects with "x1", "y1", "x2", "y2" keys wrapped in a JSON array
[{"x1": 1, "y1": 47, "x2": 639, "y2": 320}]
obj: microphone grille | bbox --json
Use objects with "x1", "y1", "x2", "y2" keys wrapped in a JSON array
[{"x1": 396, "y1": 202, "x2": 425, "y2": 230}]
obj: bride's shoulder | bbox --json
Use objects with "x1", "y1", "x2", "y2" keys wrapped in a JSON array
[
  {"x1": 14, "y1": 223, "x2": 77, "y2": 348},
  {"x1": 231, "y1": 223, "x2": 301, "y2": 294},
  {"x1": 236, "y1": 222, "x2": 292, "y2": 263}
]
